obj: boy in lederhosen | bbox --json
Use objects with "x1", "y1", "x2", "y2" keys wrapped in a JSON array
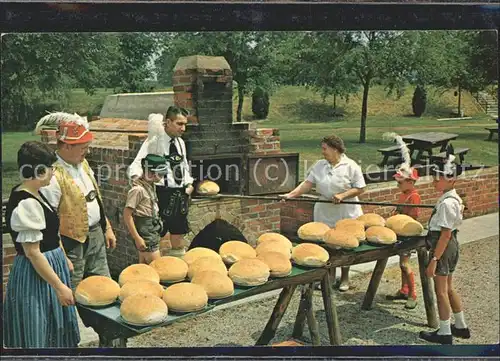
[
  {"x1": 124, "y1": 114, "x2": 169, "y2": 264},
  {"x1": 419, "y1": 146, "x2": 471, "y2": 345},
  {"x1": 124, "y1": 154, "x2": 168, "y2": 264}
]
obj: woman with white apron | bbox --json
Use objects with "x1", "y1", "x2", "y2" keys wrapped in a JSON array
[{"x1": 281, "y1": 134, "x2": 366, "y2": 291}]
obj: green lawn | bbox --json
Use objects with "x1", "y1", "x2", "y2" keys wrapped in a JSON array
[
  {"x1": 273, "y1": 120, "x2": 498, "y2": 179},
  {"x1": 2, "y1": 132, "x2": 39, "y2": 197},
  {"x1": 2, "y1": 85, "x2": 497, "y2": 195}
]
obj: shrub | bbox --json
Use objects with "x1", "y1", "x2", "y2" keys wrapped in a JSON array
[
  {"x1": 412, "y1": 85, "x2": 427, "y2": 117},
  {"x1": 252, "y1": 87, "x2": 270, "y2": 120}
]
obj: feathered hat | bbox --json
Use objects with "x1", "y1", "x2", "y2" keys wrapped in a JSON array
[
  {"x1": 141, "y1": 113, "x2": 168, "y2": 174},
  {"x1": 34, "y1": 111, "x2": 92, "y2": 144},
  {"x1": 382, "y1": 132, "x2": 419, "y2": 181},
  {"x1": 430, "y1": 144, "x2": 463, "y2": 178}
]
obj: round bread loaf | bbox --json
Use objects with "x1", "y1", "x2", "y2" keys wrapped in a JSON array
[
  {"x1": 119, "y1": 280, "x2": 165, "y2": 302},
  {"x1": 256, "y1": 233, "x2": 293, "y2": 249},
  {"x1": 75, "y1": 275, "x2": 120, "y2": 306},
  {"x1": 297, "y1": 222, "x2": 330, "y2": 241},
  {"x1": 150, "y1": 256, "x2": 188, "y2": 283},
  {"x1": 219, "y1": 240, "x2": 257, "y2": 265},
  {"x1": 191, "y1": 271, "x2": 234, "y2": 299},
  {"x1": 187, "y1": 256, "x2": 228, "y2": 280},
  {"x1": 257, "y1": 251, "x2": 292, "y2": 277},
  {"x1": 336, "y1": 224, "x2": 366, "y2": 241},
  {"x1": 335, "y1": 218, "x2": 365, "y2": 230},
  {"x1": 118, "y1": 264, "x2": 160, "y2": 286},
  {"x1": 197, "y1": 180, "x2": 220, "y2": 196},
  {"x1": 255, "y1": 240, "x2": 291, "y2": 259},
  {"x1": 291, "y1": 243, "x2": 329, "y2": 267},
  {"x1": 357, "y1": 213, "x2": 386, "y2": 228},
  {"x1": 183, "y1": 247, "x2": 222, "y2": 267},
  {"x1": 365, "y1": 226, "x2": 398, "y2": 245},
  {"x1": 385, "y1": 214, "x2": 414, "y2": 230},
  {"x1": 392, "y1": 220, "x2": 424, "y2": 237},
  {"x1": 162, "y1": 282, "x2": 208, "y2": 313},
  {"x1": 323, "y1": 229, "x2": 359, "y2": 249},
  {"x1": 120, "y1": 294, "x2": 168, "y2": 326},
  {"x1": 228, "y1": 258, "x2": 270, "y2": 286}
]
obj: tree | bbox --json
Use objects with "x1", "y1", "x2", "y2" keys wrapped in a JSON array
[
  {"x1": 409, "y1": 30, "x2": 497, "y2": 116},
  {"x1": 281, "y1": 32, "x2": 359, "y2": 110},
  {"x1": 252, "y1": 87, "x2": 270, "y2": 119},
  {"x1": 412, "y1": 85, "x2": 427, "y2": 116},
  {"x1": 343, "y1": 31, "x2": 410, "y2": 143},
  {"x1": 110, "y1": 33, "x2": 158, "y2": 93},
  {"x1": 1, "y1": 33, "x2": 117, "y2": 130},
  {"x1": 156, "y1": 32, "x2": 280, "y2": 122}
]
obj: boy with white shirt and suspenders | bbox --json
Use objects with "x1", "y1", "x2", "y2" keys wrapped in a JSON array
[{"x1": 419, "y1": 146, "x2": 471, "y2": 345}]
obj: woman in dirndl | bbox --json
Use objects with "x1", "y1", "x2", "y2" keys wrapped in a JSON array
[{"x1": 3, "y1": 141, "x2": 80, "y2": 348}]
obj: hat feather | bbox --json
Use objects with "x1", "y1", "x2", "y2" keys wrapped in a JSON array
[
  {"x1": 147, "y1": 113, "x2": 167, "y2": 156},
  {"x1": 443, "y1": 144, "x2": 456, "y2": 174},
  {"x1": 382, "y1": 132, "x2": 411, "y2": 168},
  {"x1": 34, "y1": 111, "x2": 88, "y2": 135}
]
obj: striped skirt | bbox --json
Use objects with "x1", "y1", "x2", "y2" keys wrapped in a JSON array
[{"x1": 3, "y1": 247, "x2": 81, "y2": 348}]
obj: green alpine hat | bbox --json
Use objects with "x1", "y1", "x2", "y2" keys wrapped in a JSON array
[{"x1": 141, "y1": 154, "x2": 168, "y2": 174}]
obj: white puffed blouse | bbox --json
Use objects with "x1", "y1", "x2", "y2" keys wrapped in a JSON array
[{"x1": 10, "y1": 198, "x2": 49, "y2": 244}]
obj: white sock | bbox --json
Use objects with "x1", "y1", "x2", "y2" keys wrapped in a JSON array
[
  {"x1": 454, "y1": 311, "x2": 468, "y2": 329},
  {"x1": 437, "y1": 319, "x2": 451, "y2": 335}
]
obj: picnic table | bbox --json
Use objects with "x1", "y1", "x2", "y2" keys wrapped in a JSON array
[
  {"x1": 485, "y1": 126, "x2": 498, "y2": 141},
  {"x1": 78, "y1": 233, "x2": 438, "y2": 347},
  {"x1": 378, "y1": 132, "x2": 469, "y2": 167}
]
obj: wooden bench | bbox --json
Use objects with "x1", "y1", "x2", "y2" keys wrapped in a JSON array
[
  {"x1": 485, "y1": 127, "x2": 498, "y2": 141},
  {"x1": 377, "y1": 143, "x2": 413, "y2": 167},
  {"x1": 429, "y1": 147, "x2": 470, "y2": 164}
]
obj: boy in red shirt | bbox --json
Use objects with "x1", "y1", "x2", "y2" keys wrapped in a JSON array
[{"x1": 386, "y1": 166, "x2": 421, "y2": 309}]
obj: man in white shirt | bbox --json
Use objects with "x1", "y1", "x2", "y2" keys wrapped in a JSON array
[
  {"x1": 128, "y1": 106, "x2": 194, "y2": 257},
  {"x1": 39, "y1": 113, "x2": 117, "y2": 290}
]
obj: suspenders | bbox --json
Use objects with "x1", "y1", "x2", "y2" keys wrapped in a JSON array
[{"x1": 426, "y1": 195, "x2": 462, "y2": 249}]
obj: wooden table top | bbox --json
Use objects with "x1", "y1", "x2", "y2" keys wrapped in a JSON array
[{"x1": 402, "y1": 132, "x2": 459, "y2": 145}]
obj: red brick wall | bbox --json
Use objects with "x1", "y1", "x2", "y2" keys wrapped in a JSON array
[
  {"x1": 280, "y1": 166, "x2": 499, "y2": 238},
  {"x1": 247, "y1": 128, "x2": 281, "y2": 155}
]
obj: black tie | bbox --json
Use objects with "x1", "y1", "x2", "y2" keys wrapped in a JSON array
[{"x1": 169, "y1": 138, "x2": 183, "y2": 186}]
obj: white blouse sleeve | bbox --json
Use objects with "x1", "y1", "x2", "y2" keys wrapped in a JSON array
[
  {"x1": 10, "y1": 198, "x2": 46, "y2": 243},
  {"x1": 305, "y1": 161, "x2": 321, "y2": 184}
]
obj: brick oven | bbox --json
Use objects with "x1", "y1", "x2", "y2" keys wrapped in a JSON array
[
  {"x1": 38, "y1": 55, "x2": 298, "y2": 278},
  {"x1": 172, "y1": 55, "x2": 299, "y2": 196}
]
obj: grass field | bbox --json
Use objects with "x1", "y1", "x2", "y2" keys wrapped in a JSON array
[{"x1": 2, "y1": 85, "x2": 497, "y2": 195}]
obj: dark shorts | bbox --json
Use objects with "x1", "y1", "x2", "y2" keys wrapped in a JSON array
[
  {"x1": 427, "y1": 230, "x2": 460, "y2": 276},
  {"x1": 156, "y1": 186, "x2": 190, "y2": 236},
  {"x1": 134, "y1": 216, "x2": 161, "y2": 252}
]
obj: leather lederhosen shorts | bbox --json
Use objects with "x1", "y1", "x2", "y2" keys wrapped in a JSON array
[
  {"x1": 133, "y1": 216, "x2": 162, "y2": 252},
  {"x1": 156, "y1": 186, "x2": 190, "y2": 236},
  {"x1": 426, "y1": 230, "x2": 460, "y2": 276}
]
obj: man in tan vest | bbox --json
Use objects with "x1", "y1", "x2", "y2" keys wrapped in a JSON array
[{"x1": 39, "y1": 112, "x2": 117, "y2": 290}]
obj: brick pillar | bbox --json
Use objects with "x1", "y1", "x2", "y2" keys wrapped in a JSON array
[
  {"x1": 40, "y1": 129, "x2": 57, "y2": 149},
  {"x1": 172, "y1": 55, "x2": 233, "y2": 126},
  {"x1": 172, "y1": 68, "x2": 196, "y2": 123},
  {"x1": 247, "y1": 128, "x2": 281, "y2": 155}
]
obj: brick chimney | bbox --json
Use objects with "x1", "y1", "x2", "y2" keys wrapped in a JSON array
[{"x1": 172, "y1": 55, "x2": 247, "y2": 158}]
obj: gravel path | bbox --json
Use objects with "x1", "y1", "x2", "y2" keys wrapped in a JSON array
[{"x1": 82, "y1": 236, "x2": 499, "y2": 347}]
